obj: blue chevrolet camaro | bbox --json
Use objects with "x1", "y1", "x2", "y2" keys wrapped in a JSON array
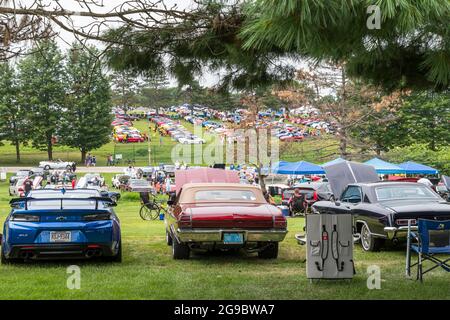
[{"x1": 1, "y1": 189, "x2": 122, "y2": 263}]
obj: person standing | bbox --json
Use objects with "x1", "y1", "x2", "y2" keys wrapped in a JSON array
[
  {"x1": 165, "y1": 177, "x2": 171, "y2": 194},
  {"x1": 71, "y1": 162, "x2": 76, "y2": 172},
  {"x1": 92, "y1": 156, "x2": 97, "y2": 167},
  {"x1": 417, "y1": 174, "x2": 433, "y2": 187},
  {"x1": 23, "y1": 178, "x2": 33, "y2": 196}
]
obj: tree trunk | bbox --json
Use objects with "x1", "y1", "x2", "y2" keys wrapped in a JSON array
[
  {"x1": 81, "y1": 149, "x2": 87, "y2": 164},
  {"x1": 47, "y1": 138, "x2": 53, "y2": 160},
  {"x1": 337, "y1": 127, "x2": 347, "y2": 158},
  {"x1": 15, "y1": 140, "x2": 20, "y2": 162}
]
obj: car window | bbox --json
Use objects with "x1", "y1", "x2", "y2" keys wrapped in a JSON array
[
  {"x1": 375, "y1": 185, "x2": 439, "y2": 201},
  {"x1": 341, "y1": 186, "x2": 362, "y2": 203},
  {"x1": 194, "y1": 190, "x2": 257, "y2": 201}
]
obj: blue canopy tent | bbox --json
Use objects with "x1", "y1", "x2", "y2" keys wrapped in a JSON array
[
  {"x1": 364, "y1": 157, "x2": 404, "y2": 174},
  {"x1": 271, "y1": 161, "x2": 325, "y2": 175},
  {"x1": 322, "y1": 157, "x2": 346, "y2": 167},
  {"x1": 397, "y1": 161, "x2": 439, "y2": 175}
]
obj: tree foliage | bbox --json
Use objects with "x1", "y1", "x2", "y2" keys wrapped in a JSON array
[
  {"x1": 59, "y1": 45, "x2": 113, "y2": 163},
  {"x1": 242, "y1": 0, "x2": 450, "y2": 90},
  {"x1": 0, "y1": 62, "x2": 28, "y2": 162},
  {"x1": 18, "y1": 40, "x2": 66, "y2": 160}
]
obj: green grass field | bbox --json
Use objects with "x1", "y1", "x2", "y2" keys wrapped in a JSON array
[{"x1": 0, "y1": 173, "x2": 448, "y2": 300}]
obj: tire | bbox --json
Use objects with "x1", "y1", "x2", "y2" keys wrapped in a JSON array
[
  {"x1": 258, "y1": 242, "x2": 279, "y2": 259},
  {"x1": 1, "y1": 247, "x2": 8, "y2": 264},
  {"x1": 106, "y1": 240, "x2": 122, "y2": 263},
  {"x1": 360, "y1": 224, "x2": 384, "y2": 252},
  {"x1": 66, "y1": 165, "x2": 72, "y2": 170},
  {"x1": 166, "y1": 230, "x2": 173, "y2": 246},
  {"x1": 172, "y1": 239, "x2": 190, "y2": 259},
  {"x1": 44, "y1": 165, "x2": 50, "y2": 170}
]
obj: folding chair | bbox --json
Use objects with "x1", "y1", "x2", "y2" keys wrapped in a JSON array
[{"x1": 406, "y1": 219, "x2": 450, "y2": 282}]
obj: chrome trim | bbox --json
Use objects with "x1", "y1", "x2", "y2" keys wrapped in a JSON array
[
  {"x1": 384, "y1": 226, "x2": 418, "y2": 239},
  {"x1": 176, "y1": 228, "x2": 288, "y2": 243},
  {"x1": 355, "y1": 220, "x2": 388, "y2": 239}
]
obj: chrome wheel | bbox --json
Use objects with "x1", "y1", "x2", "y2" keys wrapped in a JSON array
[{"x1": 361, "y1": 224, "x2": 371, "y2": 251}]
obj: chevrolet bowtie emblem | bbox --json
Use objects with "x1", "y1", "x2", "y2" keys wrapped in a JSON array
[{"x1": 56, "y1": 216, "x2": 67, "y2": 221}]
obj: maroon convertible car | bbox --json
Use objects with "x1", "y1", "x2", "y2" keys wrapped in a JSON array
[{"x1": 165, "y1": 168, "x2": 288, "y2": 259}]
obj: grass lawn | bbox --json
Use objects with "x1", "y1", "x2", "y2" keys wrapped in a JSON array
[{"x1": 0, "y1": 173, "x2": 448, "y2": 300}]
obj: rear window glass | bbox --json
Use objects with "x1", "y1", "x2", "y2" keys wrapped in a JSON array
[{"x1": 195, "y1": 190, "x2": 257, "y2": 201}]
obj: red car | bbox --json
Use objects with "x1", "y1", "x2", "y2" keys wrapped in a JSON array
[{"x1": 165, "y1": 168, "x2": 287, "y2": 259}]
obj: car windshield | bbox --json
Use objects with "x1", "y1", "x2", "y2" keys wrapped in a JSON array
[
  {"x1": 195, "y1": 189, "x2": 257, "y2": 201},
  {"x1": 375, "y1": 185, "x2": 439, "y2": 201}
]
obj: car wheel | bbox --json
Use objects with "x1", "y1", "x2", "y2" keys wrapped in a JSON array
[
  {"x1": 360, "y1": 224, "x2": 384, "y2": 252},
  {"x1": 44, "y1": 165, "x2": 50, "y2": 170},
  {"x1": 172, "y1": 239, "x2": 190, "y2": 259},
  {"x1": 166, "y1": 230, "x2": 173, "y2": 246},
  {"x1": 106, "y1": 240, "x2": 122, "y2": 263},
  {"x1": 258, "y1": 242, "x2": 279, "y2": 259},
  {"x1": 66, "y1": 165, "x2": 72, "y2": 170},
  {"x1": 1, "y1": 247, "x2": 11, "y2": 264}
]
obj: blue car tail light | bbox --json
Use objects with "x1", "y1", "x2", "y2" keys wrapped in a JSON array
[
  {"x1": 11, "y1": 214, "x2": 40, "y2": 222},
  {"x1": 83, "y1": 213, "x2": 112, "y2": 221}
]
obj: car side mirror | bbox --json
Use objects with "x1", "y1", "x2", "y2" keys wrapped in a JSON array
[{"x1": 334, "y1": 200, "x2": 341, "y2": 206}]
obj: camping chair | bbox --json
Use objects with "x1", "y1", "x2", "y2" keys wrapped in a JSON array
[{"x1": 406, "y1": 219, "x2": 450, "y2": 282}]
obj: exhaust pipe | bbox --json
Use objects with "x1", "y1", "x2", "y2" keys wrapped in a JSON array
[
  {"x1": 20, "y1": 251, "x2": 35, "y2": 260},
  {"x1": 85, "y1": 250, "x2": 95, "y2": 258}
]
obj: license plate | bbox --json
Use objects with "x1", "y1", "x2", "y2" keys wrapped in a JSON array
[
  {"x1": 50, "y1": 231, "x2": 71, "y2": 242},
  {"x1": 223, "y1": 233, "x2": 244, "y2": 244}
]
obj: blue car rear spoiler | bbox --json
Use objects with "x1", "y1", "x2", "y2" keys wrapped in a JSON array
[{"x1": 9, "y1": 197, "x2": 117, "y2": 210}]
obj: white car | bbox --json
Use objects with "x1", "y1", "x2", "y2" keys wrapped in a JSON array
[
  {"x1": 39, "y1": 160, "x2": 75, "y2": 170},
  {"x1": 178, "y1": 136, "x2": 205, "y2": 144},
  {"x1": 9, "y1": 178, "x2": 26, "y2": 197}
]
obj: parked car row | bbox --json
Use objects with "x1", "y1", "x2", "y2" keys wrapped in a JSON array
[
  {"x1": 151, "y1": 116, "x2": 205, "y2": 144},
  {"x1": 113, "y1": 125, "x2": 146, "y2": 143}
]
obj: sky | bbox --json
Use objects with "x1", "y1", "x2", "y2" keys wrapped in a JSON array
[
  {"x1": 12, "y1": 0, "x2": 301, "y2": 88},
  {"x1": 47, "y1": 0, "x2": 222, "y2": 87}
]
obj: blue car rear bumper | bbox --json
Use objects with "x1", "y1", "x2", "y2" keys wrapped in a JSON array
[{"x1": 6, "y1": 243, "x2": 119, "y2": 260}]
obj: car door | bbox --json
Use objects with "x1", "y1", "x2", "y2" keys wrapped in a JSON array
[{"x1": 340, "y1": 185, "x2": 364, "y2": 221}]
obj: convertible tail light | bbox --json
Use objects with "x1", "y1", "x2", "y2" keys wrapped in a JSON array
[
  {"x1": 273, "y1": 215, "x2": 287, "y2": 229},
  {"x1": 11, "y1": 214, "x2": 40, "y2": 222},
  {"x1": 83, "y1": 213, "x2": 112, "y2": 221},
  {"x1": 178, "y1": 213, "x2": 192, "y2": 228},
  {"x1": 396, "y1": 219, "x2": 417, "y2": 226}
]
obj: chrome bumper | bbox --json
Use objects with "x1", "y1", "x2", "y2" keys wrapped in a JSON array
[
  {"x1": 176, "y1": 228, "x2": 288, "y2": 243},
  {"x1": 384, "y1": 226, "x2": 417, "y2": 239}
]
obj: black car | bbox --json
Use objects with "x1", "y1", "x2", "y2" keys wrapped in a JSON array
[{"x1": 313, "y1": 182, "x2": 450, "y2": 251}]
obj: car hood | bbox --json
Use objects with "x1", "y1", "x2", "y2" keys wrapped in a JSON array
[{"x1": 323, "y1": 161, "x2": 379, "y2": 198}]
